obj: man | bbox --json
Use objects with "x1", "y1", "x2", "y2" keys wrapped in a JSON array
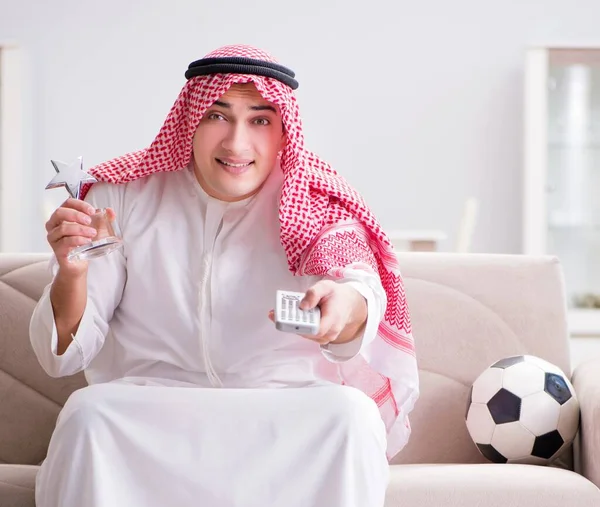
[{"x1": 30, "y1": 44, "x2": 419, "y2": 507}]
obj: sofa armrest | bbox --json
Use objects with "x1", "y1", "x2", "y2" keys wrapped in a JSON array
[{"x1": 571, "y1": 357, "x2": 600, "y2": 488}]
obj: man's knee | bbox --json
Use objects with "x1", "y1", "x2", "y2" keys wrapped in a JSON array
[
  {"x1": 58, "y1": 384, "x2": 117, "y2": 428},
  {"x1": 326, "y1": 386, "x2": 387, "y2": 445}
]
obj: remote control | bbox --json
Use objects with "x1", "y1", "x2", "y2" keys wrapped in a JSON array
[{"x1": 274, "y1": 290, "x2": 321, "y2": 336}]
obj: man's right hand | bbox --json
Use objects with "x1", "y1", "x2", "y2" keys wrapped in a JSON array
[{"x1": 45, "y1": 198, "x2": 98, "y2": 276}]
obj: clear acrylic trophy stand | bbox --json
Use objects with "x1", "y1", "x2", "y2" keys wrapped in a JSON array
[{"x1": 67, "y1": 207, "x2": 123, "y2": 261}]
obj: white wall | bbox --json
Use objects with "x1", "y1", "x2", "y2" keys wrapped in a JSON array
[
  {"x1": 0, "y1": 45, "x2": 24, "y2": 251},
  {"x1": 2, "y1": 0, "x2": 600, "y2": 253}
]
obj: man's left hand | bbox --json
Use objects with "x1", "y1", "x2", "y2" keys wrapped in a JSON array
[{"x1": 268, "y1": 280, "x2": 368, "y2": 345}]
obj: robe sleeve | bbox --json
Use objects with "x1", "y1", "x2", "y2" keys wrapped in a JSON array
[
  {"x1": 29, "y1": 183, "x2": 126, "y2": 378},
  {"x1": 319, "y1": 267, "x2": 387, "y2": 363}
]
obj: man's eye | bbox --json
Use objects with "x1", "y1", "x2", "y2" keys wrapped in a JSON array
[
  {"x1": 254, "y1": 118, "x2": 270, "y2": 126},
  {"x1": 208, "y1": 113, "x2": 225, "y2": 121}
]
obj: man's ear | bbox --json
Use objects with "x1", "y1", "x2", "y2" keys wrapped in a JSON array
[{"x1": 279, "y1": 131, "x2": 287, "y2": 152}]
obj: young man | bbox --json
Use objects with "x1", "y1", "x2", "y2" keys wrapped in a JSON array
[{"x1": 30, "y1": 44, "x2": 419, "y2": 507}]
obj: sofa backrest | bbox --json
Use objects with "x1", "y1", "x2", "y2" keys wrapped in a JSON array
[
  {"x1": 392, "y1": 252, "x2": 571, "y2": 465},
  {"x1": 0, "y1": 252, "x2": 571, "y2": 466}
]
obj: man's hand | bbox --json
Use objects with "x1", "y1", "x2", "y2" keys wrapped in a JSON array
[
  {"x1": 45, "y1": 198, "x2": 98, "y2": 277},
  {"x1": 269, "y1": 280, "x2": 368, "y2": 345}
]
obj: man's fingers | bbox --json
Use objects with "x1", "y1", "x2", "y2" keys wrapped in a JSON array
[
  {"x1": 47, "y1": 222, "x2": 97, "y2": 244},
  {"x1": 45, "y1": 200, "x2": 96, "y2": 232},
  {"x1": 52, "y1": 235, "x2": 94, "y2": 260},
  {"x1": 63, "y1": 198, "x2": 96, "y2": 215},
  {"x1": 46, "y1": 209, "x2": 92, "y2": 232},
  {"x1": 300, "y1": 281, "x2": 334, "y2": 310},
  {"x1": 105, "y1": 207, "x2": 117, "y2": 221},
  {"x1": 299, "y1": 310, "x2": 343, "y2": 345}
]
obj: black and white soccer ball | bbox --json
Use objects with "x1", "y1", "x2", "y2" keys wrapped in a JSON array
[{"x1": 466, "y1": 355, "x2": 580, "y2": 465}]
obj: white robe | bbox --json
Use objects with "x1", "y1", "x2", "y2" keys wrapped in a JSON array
[{"x1": 29, "y1": 163, "x2": 390, "y2": 507}]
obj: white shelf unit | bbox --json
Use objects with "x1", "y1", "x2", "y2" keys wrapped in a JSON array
[{"x1": 523, "y1": 46, "x2": 600, "y2": 358}]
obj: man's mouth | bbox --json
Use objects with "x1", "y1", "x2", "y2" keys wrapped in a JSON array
[{"x1": 216, "y1": 158, "x2": 254, "y2": 168}]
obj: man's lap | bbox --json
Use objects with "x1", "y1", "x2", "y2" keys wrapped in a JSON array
[
  {"x1": 38, "y1": 379, "x2": 389, "y2": 507},
  {"x1": 61, "y1": 379, "x2": 383, "y2": 425}
]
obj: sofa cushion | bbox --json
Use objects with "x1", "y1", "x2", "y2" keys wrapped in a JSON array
[
  {"x1": 385, "y1": 463, "x2": 600, "y2": 507},
  {"x1": 0, "y1": 464, "x2": 37, "y2": 507},
  {"x1": 0, "y1": 256, "x2": 87, "y2": 464}
]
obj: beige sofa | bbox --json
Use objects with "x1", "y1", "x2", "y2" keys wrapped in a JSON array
[{"x1": 1, "y1": 252, "x2": 599, "y2": 506}]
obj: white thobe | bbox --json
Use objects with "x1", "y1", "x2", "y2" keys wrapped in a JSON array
[{"x1": 29, "y1": 163, "x2": 390, "y2": 507}]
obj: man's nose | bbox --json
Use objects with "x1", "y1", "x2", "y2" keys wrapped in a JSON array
[{"x1": 221, "y1": 123, "x2": 251, "y2": 153}]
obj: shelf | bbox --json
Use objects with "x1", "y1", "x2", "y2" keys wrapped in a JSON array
[
  {"x1": 548, "y1": 222, "x2": 600, "y2": 229},
  {"x1": 547, "y1": 214, "x2": 600, "y2": 229},
  {"x1": 547, "y1": 143, "x2": 600, "y2": 149},
  {"x1": 568, "y1": 308, "x2": 600, "y2": 336},
  {"x1": 387, "y1": 230, "x2": 448, "y2": 242}
]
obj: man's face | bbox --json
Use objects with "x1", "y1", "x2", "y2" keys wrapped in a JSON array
[{"x1": 192, "y1": 83, "x2": 285, "y2": 202}]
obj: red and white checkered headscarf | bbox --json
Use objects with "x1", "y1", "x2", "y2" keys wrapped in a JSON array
[{"x1": 81, "y1": 44, "x2": 419, "y2": 459}]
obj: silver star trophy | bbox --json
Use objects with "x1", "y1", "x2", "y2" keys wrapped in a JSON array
[{"x1": 46, "y1": 156, "x2": 123, "y2": 261}]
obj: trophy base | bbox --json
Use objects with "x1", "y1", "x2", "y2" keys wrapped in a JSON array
[{"x1": 68, "y1": 236, "x2": 123, "y2": 262}]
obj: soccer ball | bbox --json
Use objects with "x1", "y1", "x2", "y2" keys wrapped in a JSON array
[{"x1": 465, "y1": 355, "x2": 580, "y2": 465}]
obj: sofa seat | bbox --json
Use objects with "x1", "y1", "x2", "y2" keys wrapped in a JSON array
[
  {"x1": 0, "y1": 464, "x2": 37, "y2": 507},
  {"x1": 4, "y1": 462, "x2": 599, "y2": 507},
  {"x1": 385, "y1": 463, "x2": 600, "y2": 506}
]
